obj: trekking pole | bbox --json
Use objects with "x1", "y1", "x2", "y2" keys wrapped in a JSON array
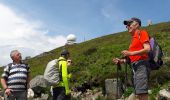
[
  {"x1": 124, "y1": 56, "x2": 130, "y2": 92},
  {"x1": 125, "y1": 61, "x2": 128, "y2": 91},
  {"x1": 116, "y1": 62, "x2": 121, "y2": 99}
]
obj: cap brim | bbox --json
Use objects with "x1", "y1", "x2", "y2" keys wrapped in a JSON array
[
  {"x1": 123, "y1": 21, "x2": 128, "y2": 25},
  {"x1": 123, "y1": 20, "x2": 133, "y2": 25}
]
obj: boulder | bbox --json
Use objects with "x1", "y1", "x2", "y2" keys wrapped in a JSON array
[
  {"x1": 158, "y1": 89, "x2": 170, "y2": 100},
  {"x1": 27, "y1": 88, "x2": 34, "y2": 99},
  {"x1": 29, "y1": 75, "x2": 48, "y2": 88},
  {"x1": 105, "y1": 78, "x2": 123, "y2": 100}
]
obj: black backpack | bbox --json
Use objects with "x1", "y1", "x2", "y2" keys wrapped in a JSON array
[{"x1": 138, "y1": 32, "x2": 163, "y2": 70}]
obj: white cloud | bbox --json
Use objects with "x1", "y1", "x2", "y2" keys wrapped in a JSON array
[{"x1": 0, "y1": 3, "x2": 67, "y2": 66}]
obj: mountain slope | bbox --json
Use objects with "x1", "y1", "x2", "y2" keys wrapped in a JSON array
[{"x1": 1, "y1": 22, "x2": 170, "y2": 88}]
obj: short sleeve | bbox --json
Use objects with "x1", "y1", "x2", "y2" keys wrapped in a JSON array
[
  {"x1": 1, "y1": 65, "x2": 10, "y2": 80},
  {"x1": 140, "y1": 30, "x2": 150, "y2": 44}
]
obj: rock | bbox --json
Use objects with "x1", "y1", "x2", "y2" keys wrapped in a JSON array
[
  {"x1": 105, "y1": 78, "x2": 123, "y2": 99},
  {"x1": 92, "y1": 91, "x2": 103, "y2": 100},
  {"x1": 0, "y1": 96, "x2": 4, "y2": 100},
  {"x1": 148, "y1": 90, "x2": 152, "y2": 94},
  {"x1": 27, "y1": 88, "x2": 34, "y2": 99},
  {"x1": 71, "y1": 88, "x2": 104, "y2": 100},
  {"x1": 158, "y1": 89, "x2": 170, "y2": 99},
  {"x1": 29, "y1": 75, "x2": 48, "y2": 88},
  {"x1": 127, "y1": 93, "x2": 139, "y2": 100},
  {"x1": 40, "y1": 94, "x2": 49, "y2": 100},
  {"x1": 127, "y1": 93, "x2": 135, "y2": 100},
  {"x1": 32, "y1": 86, "x2": 46, "y2": 98},
  {"x1": 71, "y1": 91, "x2": 82, "y2": 99}
]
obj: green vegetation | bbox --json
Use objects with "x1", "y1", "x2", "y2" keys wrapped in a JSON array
[
  {"x1": 149, "y1": 85, "x2": 161, "y2": 100},
  {"x1": 123, "y1": 87, "x2": 134, "y2": 97},
  {"x1": 1, "y1": 22, "x2": 170, "y2": 94}
]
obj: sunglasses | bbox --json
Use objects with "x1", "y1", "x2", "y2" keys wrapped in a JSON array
[{"x1": 126, "y1": 21, "x2": 138, "y2": 28}]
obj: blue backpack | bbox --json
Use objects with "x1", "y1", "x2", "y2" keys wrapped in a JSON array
[{"x1": 138, "y1": 32, "x2": 163, "y2": 70}]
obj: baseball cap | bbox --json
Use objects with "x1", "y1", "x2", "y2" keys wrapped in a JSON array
[
  {"x1": 123, "y1": 17, "x2": 141, "y2": 26},
  {"x1": 60, "y1": 50, "x2": 70, "y2": 55}
]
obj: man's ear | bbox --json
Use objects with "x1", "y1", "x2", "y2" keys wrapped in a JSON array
[{"x1": 11, "y1": 56, "x2": 14, "y2": 60}]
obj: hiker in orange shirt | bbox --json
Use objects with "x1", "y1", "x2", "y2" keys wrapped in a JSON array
[{"x1": 113, "y1": 17, "x2": 151, "y2": 100}]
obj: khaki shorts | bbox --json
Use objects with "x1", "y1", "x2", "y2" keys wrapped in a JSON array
[{"x1": 131, "y1": 60, "x2": 150, "y2": 94}]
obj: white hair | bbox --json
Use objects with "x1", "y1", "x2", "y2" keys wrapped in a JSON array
[{"x1": 10, "y1": 50, "x2": 20, "y2": 58}]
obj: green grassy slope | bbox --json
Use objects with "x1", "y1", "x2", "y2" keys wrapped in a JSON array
[
  {"x1": 29, "y1": 22, "x2": 170, "y2": 87},
  {"x1": 1, "y1": 22, "x2": 170, "y2": 88}
]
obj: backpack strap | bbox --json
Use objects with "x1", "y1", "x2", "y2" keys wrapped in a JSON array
[
  {"x1": 137, "y1": 30, "x2": 151, "y2": 43},
  {"x1": 137, "y1": 31, "x2": 142, "y2": 43},
  {"x1": 137, "y1": 31, "x2": 150, "y2": 45},
  {"x1": 5, "y1": 63, "x2": 13, "y2": 81},
  {"x1": 58, "y1": 59, "x2": 66, "y2": 81},
  {"x1": 7, "y1": 63, "x2": 13, "y2": 72},
  {"x1": 137, "y1": 31, "x2": 145, "y2": 49},
  {"x1": 137, "y1": 31, "x2": 141, "y2": 39}
]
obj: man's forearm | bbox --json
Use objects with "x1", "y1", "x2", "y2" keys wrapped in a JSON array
[
  {"x1": 27, "y1": 74, "x2": 31, "y2": 88},
  {"x1": 1, "y1": 78, "x2": 8, "y2": 89}
]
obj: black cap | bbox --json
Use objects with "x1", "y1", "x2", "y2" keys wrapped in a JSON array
[
  {"x1": 123, "y1": 17, "x2": 141, "y2": 26},
  {"x1": 60, "y1": 50, "x2": 70, "y2": 55}
]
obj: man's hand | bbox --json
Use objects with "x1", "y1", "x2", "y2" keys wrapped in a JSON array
[
  {"x1": 5, "y1": 88, "x2": 13, "y2": 96},
  {"x1": 121, "y1": 50, "x2": 133, "y2": 57},
  {"x1": 112, "y1": 58, "x2": 125, "y2": 64}
]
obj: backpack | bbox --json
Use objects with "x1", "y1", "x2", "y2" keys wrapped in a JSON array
[
  {"x1": 138, "y1": 32, "x2": 164, "y2": 70},
  {"x1": 148, "y1": 37, "x2": 163, "y2": 70},
  {"x1": 44, "y1": 59, "x2": 60, "y2": 86}
]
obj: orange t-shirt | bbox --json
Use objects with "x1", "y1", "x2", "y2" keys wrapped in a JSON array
[{"x1": 128, "y1": 30, "x2": 150, "y2": 63}]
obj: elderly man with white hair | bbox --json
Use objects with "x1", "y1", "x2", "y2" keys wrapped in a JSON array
[{"x1": 1, "y1": 50, "x2": 30, "y2": 100}]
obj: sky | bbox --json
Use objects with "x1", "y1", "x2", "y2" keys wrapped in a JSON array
[{"x1": 0, "y1": 0, "x2": 170, "y2": 66}]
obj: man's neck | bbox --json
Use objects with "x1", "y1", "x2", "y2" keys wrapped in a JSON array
[
  {"x1": 131, "y1": 29, "x2": 140, "y2": 36},
  {"x1": 13, "y1": 61, "x2": 21, "y2": 64}
]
